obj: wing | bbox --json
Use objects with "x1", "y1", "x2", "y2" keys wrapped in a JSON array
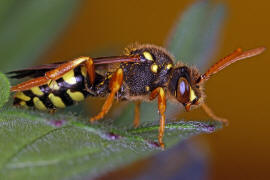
[{"x1": 7, "y1": 55, "x2": 140, "y2": 79}]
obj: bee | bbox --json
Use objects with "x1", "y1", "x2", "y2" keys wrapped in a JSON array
[{"x1": 8, "y1": 44, "x2": 265, "y2": 148}]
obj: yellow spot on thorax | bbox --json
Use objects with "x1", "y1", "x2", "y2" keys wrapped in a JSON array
[
  {"x1": 67, "y1": 89, "x2": 84, "y2": 102},
  {"x1": 15, "y1": 92, "x2": 31, "y2": 101},
  {"x1": 48, "y1": 80, "x2": 60, "y2": 90},
  {"x1": 151, "y1": 64, "x2": 158, "y2": 73},
  {"x1": 145, "y1": 86, "x2": 150, "y2": 91},
  {"x1": 143, "y1": 51, "x2": 154, "y2": 61},
  {"x1": 48, "y1": 93, "x2": 66, "y2": 108},
  {"x1": 33, "y1": 97, "x2": 47, "y2": 110},
  {"x1": 166, "y1": 64, "x2": 173, "y2": 70},
  {"x1": 190, "y1": 88, "x2": 197, "y2": 102},
  {"x1": 31, "y1": 86, "x2": 44, "y2": 96},
  {"x1": 62, "y1": 70, "x2": 77, "y2": 85}
]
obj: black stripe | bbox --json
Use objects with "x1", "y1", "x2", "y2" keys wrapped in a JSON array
[
  {"x1": 55, "y1": 66, "x2": 89, "y2": 100},
  {"x1": 23, "y1": 90, "x2": 35, "y2": 107},
  {"x1": 26, "y1": 99, "x2": 34, "y2": 107},
  {"x1": 39, "y1": 94, "x2": 55, "y2": 110},
  {"x1": 57, "y1": 77, "x2": 73, "y2": 91},
  {"x1": 73, "y1": 67, "x2": 89, "y2": 97},
  {"x1": 23, "y1": 90, "x2": 35, "y2": 99},
  {"x1": 74, "y1": 66, "x2": 84, "y2": 89},
  {"x1": 13, "y1": 98, "x2": 22, "y2": 106},
  {"x1": 54, "y1": 77, "x2": 74, "y2": 106},
  {"x1": 39, "y1": 84, "x2": 55, "y2": 110},
  {"x1": 57, "y1": 90, "x2": 74, "y2": 106},
  {"x1": 40, "y1": 84, "x2": 52, "y2": 94}
]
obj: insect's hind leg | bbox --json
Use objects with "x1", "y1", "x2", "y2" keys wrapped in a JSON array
[
  {"x1": 11, "y1": 57, "x2": 96, "y2": 92},
  {"x1": 45, "y1": 56, "x2": 95, "y2": 83},
  {"x1": 90, "y1": 68, "x2": 124, "y2": 122}
]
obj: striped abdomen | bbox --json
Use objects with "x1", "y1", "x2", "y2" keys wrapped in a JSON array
[{"x1": 13, "y1": 66, "x2": 91, "y2": 110}]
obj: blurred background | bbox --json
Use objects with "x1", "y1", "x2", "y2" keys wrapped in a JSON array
[{"x1": 1, "y1": 0, "x2": 269, "y2": 179}]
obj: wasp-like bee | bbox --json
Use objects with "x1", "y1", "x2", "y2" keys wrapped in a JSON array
[{"x1": 8, "y1": 44, "x2": 265, "y2": 148}]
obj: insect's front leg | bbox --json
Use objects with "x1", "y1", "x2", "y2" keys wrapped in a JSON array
[
  {"x1": 150, "y1": 87, "x2": 166, "y2": 149},
  {"x1": 201, "y1": 103, "x2": 228, "y2": 125},
  {"x1": 90, "y1": 68, "x2": 124, "y2": 122}
]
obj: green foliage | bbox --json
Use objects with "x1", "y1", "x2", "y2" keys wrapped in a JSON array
[
  {"x1": 0, "y1": 0, "x2": 81, "y2": 71},
  {"x1": 167, "y1": 0, "x2": 225, "y2": 70},
  {"x1": 0, "y1": 108, "x2": 221, "y2": 180},
  {"x1": 0, "y1": 72, "x2": 10, "y2": 108},
  {"x1": 0, "y1": 0, "x2": 226, "y2": 179}
]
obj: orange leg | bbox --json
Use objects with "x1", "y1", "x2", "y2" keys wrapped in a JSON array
[
  {"x1": 11, "y1": 76, "x2": 49, "y2": 92},
  {"x1": 150, "y1": 87, "x2": 166, "y2": 149},
  {"x1": 133, "y1": 101, "x2": 141, "y2": 128},
  {"x1": 45, "y1": 57, "x2": 94, "y2": 81},
  {"x1": 90, "y1": 68, "x2": 124, "y2": 122},
  {"x1": 11, "y1": 57, "x2": 95, "y2": 92},
  {"x1": 201, "y1": 103, "x2": 228, "y2": 126}
]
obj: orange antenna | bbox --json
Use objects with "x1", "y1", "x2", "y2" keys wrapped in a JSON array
[{"x1": 198, "y1": 47, "x2": 266, "y2": 84}]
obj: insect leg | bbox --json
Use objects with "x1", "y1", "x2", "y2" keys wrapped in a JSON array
[
  {"x1": 90, "y1": 68, "x2": 124, "y2": 122},
  {"x1": 11, "y1": 76, "x2": 49, "y2": 91},
  {"x1": 150, "y1": 87, "x2": 166, "y2": 149},
  {"x1": 201, "y1": 103, "x2": 228, "y2": 125},
  {"x1": 133, "y1": 101, "x2": 141, "y2": 128},
  {"x1": 11, "y1": 57, "x2": 95, "y2": 92},
  {"x1": 45, "y1": 56, "x2": 95, "y2": 83}
]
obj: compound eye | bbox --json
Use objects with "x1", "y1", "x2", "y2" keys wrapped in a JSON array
[{"x1": 177, "y1": 77, "x2": 190, "y2": 103}]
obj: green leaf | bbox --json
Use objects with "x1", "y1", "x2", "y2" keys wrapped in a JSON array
[
  {"x1": 0, "y1": 0, "x2": 226, "y2": 179},
  {"x1": 165, "y1": 0, "x2": 226, "y2": 117},
  {"x1": 0, "y1": 0, "x2": 16, "y2": 24},
  {"x1": 166, "y1": 0, "x2": 226, "y2": 70},
  {"x1": 0, "y1": 0, "x2": 81, "y2": 71},
  {"x1": 0, "y1": 72, "x2": 10, "y2": 108},
  {"x1": 0, "y1": 108, "x2": 221, "y2": 179}
]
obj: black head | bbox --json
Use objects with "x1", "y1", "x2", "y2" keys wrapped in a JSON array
[
  {"x1": 167, "y1": 47, "x2": 266, "y2": 111},
  {"x1": 168, "y1": 66, "x2": 203, "y2": 111}
]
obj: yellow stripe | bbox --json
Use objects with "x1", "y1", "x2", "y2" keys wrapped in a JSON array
[
  {"x1": 48, "y1": 93, "x2": 66, "y2": 108},
  {"x1": 33, "y1": 97, "x2": 47, "y2": 110},
  {"x1": 20, "y1": 101, "x2": 28, "y2": 108},
  {"x1": 81, "y1": 66, "x2": 87, "y2": 77},
  {"x1": 67, "y1": 89, "x2": 84, "y2": 102},
  {"x1": 48, "y1": 80, "x2": 60, "y2": 90},
  {"x1": 15, "y1": 92, "x2": 31, "y2": 101},
  {"x1": 62, "y1": 70, "x2": 77, "y2": 85},
  {"x1": 31, "y1": 86, "x2": 44, "y2": 96}
]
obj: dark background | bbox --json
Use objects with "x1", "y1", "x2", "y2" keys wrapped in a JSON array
[{"x1": 33, "y1": 0, "x2": 270, "y2": 179}]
